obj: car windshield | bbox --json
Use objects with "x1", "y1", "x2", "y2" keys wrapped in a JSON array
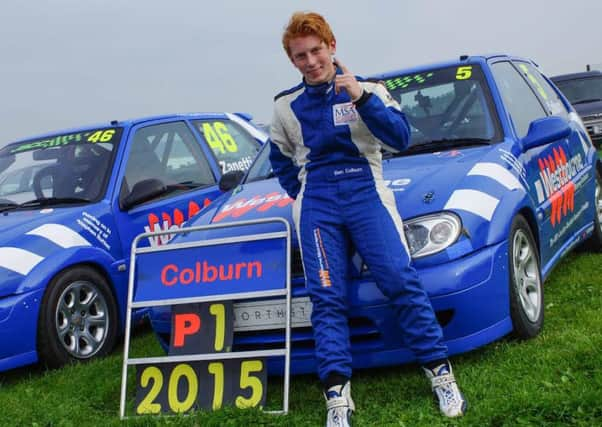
[
  {"x1": 0, "y1": 128, "x2": 122, "y2": 207},
  {"x1": 381, "y1": 64, "x2": 502, "y2": 153},
  {"x1": 554, "y1": 76, "x2": 602, "y2": 104}
]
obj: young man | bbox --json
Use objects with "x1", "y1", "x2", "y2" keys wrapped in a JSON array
[{"x1": 269, "y1": 12, "x2": 467, "y2": 426}]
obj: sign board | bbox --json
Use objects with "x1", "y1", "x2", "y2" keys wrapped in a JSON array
[{"x1": 119, "y1": 218, "x2": 291, "y2": 419}]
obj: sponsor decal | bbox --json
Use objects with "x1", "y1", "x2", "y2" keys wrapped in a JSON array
[
  {"x1": 384, "y1": 178, "x2": 411, "y2": 187},
  {"x1": 549, "y1": 202, "x2": 589, "y2": 247},
  {"x1": 499, "y1": 148, "x2": 528, "y2": 188},
  {"x1": 145, "y1": 199, "x2": 211, "y2": 247},
  {"x1": 77, "y1": 212, "x2": 111, "y2": 250},
  {"x1": 161, "y1": 259, "x2": 263, "y2": 287},
  {"x1": 433, "y1": 149, "x2": 463, "y2": 158},
  {"x1": 535, "y1": 146, "x2": 584, "y2": 227},
  {"x1": 212, "y1": 192, "x2": 293, "y2": 223},
  {"x1": 333, "y1": 102, "x2": 359, "y2": 126},
  {"x1": 313, "y1": 227, "x2": 331, "y2": 287},
  {"x1": 218, "y1": 155, "x2": 254, "y2": 174}
]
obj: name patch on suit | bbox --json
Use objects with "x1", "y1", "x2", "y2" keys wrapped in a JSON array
[{"x1": 333, "y1": 102, "x2": 359, "y2": 126}]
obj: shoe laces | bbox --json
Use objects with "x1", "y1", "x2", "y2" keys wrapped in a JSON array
[
  {"x1": 424, "y1": 363, "x2": 466, "y2": 417},
  {"x1": 324, "y1": 383, "x2": 354, "y2": 427}
]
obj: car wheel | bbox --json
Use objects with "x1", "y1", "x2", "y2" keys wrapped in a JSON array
[
  {"x1": 37, "y1": 266, "x2": 118, "y2": 368},
  {"x1": 583, "y1": 170, "x2": 602, "y2": 252},
  {"x1": 508, "y1": 215, "x2": 543, "y2": 339}
]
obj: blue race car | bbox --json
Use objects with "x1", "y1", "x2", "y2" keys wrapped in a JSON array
[
  {"x1": 0, "y1": 112, "x2": 267, "y2": 372},
  {"x1": 149, "y1": 55, "x2": 602, "y2": 375}
]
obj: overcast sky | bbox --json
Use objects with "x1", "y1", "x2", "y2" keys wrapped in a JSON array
[{"x1": 1, "y1": 0, "x2": 601, "y2": 146}]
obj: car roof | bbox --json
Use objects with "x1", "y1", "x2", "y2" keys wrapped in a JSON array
[
  {"x1": 7, "y1": 112, "x2": 253, "y2": 146},
  {"x1": 368, "y1": 53, "x2": 533, "y2": 80},
  {"x1": 550, "y1": 70, "x2": 602, "y2": 82}
]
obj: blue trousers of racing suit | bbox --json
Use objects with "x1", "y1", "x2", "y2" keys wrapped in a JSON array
[{"x1": 293, "y1": 166, "x2": 448, "y2": 382}]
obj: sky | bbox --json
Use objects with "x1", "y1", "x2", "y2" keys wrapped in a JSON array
[{"x1": 1, "y1": 0, "x2": 601, "y2": 146}]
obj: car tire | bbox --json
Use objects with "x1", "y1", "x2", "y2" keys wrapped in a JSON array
[
  {"x1": 583, "y1": 170, "x2": 602, "y2": 252},
  {"x1": 508, "y1": 215, "x2": 544, "y2": 339},
  {"x1": 37, "y1": 266, "x2": 118, "y2": 368}
]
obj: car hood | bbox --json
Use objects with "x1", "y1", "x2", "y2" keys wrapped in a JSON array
[
  {"x1": 210, "y1": 146, "x2": 497, "y2": 222},
  {"x1": 186, "y1": 144, "x2": 518, "y2": 263},
  {"x1": 573, "y1": 101, "x2": 602, "y2": 119}
]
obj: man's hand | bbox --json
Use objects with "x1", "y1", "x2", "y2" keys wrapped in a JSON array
[{"x1": 334, "y1": 58, "x2": 363, "y2": 102}]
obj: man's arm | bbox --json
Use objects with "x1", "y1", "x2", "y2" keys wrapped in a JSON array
[
  {"x1": 269, "y1": 109, "x2": 301, "y2": 199},
  {"x1": 355, "y1": 82, "x2": 411, "y2": 153}
]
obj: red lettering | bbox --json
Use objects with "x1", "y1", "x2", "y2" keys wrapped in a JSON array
[
  {"x1": 173, "y1": 208, "x2": 184, "y2": 226},
  {"x1": 173, "y1": 313, "x2": 201, "y2": 347},
  {"x1": 235, "y1": 262, "x2": 246, "y2": 279},
  {"x1": 219, "y1": 264, "x2": 233, "y2": 280},
  {"x1": 202, "y1": 261, "x2": 218, "y2": 282},
  {"x1": 213, "y1": 193, "x2": 293, "y2": 222},
  {"x1": 161, "y1": 264, "x2": 178, "y2": 286},
  {"x1": 179, "y1": 268, "x2": 194, "y2": 285},
  {"x1": 246, "y1": 261, "x2": 263, "y2": 278},
  {"x1": 189, "y1": 200, "x2": 201, "y2": 217}
]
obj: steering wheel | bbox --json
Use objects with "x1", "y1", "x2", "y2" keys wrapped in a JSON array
[{"x1": 32, "y1": 165, "x2": 60, "y2": 199}]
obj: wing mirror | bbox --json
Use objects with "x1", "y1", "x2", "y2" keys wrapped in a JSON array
[
  {"x1": 522, "y1": 116, "x2": 570, "y2": 151},
  {"x1": 121, "y1": 178, "x2": 167, "y2": 210},
  {"x1": 218, "y1": 170, "x2": 245, "y2": 192}
]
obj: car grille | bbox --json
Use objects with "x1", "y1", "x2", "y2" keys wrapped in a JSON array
[{"x1": 583, "y1": 116, "x2": 602, "y2": 147}]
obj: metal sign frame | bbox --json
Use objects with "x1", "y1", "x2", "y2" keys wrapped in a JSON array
[{"x1": 119, "y1": 217, "x2": 292, "y2": 419}]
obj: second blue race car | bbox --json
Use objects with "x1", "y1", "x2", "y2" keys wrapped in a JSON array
[{"x1": 0, "y1": 112, "x2": 267, "y2": 372}]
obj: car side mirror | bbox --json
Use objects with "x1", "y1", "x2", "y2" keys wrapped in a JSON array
[
  {"x1": 121, "y1": 178, "x2": 166, "y2": 210},
  {"x1": 219, "y1": 170, "x2": 245, "y2": 192},
  {"x1": 521, "y1": 116, "x2": 571, "y2": 151}
]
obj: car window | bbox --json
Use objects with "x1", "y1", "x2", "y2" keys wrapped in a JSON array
[
  {"x1": 491, "y1": 61, "x2": 547, "y2": 138},
  {"x1": 0, "y1": 128, "x2": 120, "y2": 204},
  {"x1": 515, "y1": 62, "x2": 569, "y2": 119},
  {"x1": 193, "y1": 119, "x2": 260, "y2": 174},
  {"x1": 554, "y1": 75, "x2": 602, "y2": 104},
  {"x1": 123, "y1": 121, "x2": 216, "y2": 200}
]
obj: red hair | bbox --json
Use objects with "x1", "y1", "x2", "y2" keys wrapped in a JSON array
[{"x1": 282, "y1": 12, "x2": 336, "y2": 57}]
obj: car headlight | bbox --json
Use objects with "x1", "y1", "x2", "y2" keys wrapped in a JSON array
[{"x1": 404, "y1": 212, "x2": 462, "y2": 258}]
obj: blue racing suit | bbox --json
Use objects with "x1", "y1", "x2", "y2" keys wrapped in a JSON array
[{"x1": 269, "y1": 68, "x2": 448, "y2": 382}]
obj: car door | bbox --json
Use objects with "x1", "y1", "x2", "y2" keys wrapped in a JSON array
[
  {"x1": 489, "y1": 60, "x2": 575, "y2": 269},
  {"x1": 112, "y1": 119, "x2": 223, "y2": 252},
  {"x1": 515, "y1": 61, "x2": 593, "y2": 245}
]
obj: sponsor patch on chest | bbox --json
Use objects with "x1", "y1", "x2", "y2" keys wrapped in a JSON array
[{"x1": 332, "y1": 102, "x2": 359, "y2": 126}]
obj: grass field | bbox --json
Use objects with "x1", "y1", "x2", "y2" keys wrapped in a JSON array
[{"x1": 0, "y1": 252, "x2": 600, "y2": 426}]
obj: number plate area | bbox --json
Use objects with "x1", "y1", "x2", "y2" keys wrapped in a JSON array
[{"x1": 233, "y1": 297, "x2": 312, "y2": 331}]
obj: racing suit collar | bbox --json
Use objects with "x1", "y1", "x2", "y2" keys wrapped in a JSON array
[{"x1": 303, "y1": 66, "x2": 343, "y2": 97}]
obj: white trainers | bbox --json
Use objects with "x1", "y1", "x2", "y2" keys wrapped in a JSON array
[
  {"x1": 324, "y1": 382, "x2": 355, "y2": 427},
  {"x1": 423, "y1": 362, "x2": 467, "y2": 417}
]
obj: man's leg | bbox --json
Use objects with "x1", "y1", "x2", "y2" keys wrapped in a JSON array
[
  {"x1": 294, "y1": 190, "x2": 353, "y2": 383},
  {"x1": 344, "y1": 179, "x2": 466, "y2": 417},
  {"x1": 344, "y1": 180, "x2": 447, "y2": 364},
  {"x1": 294, "y1": 190, "x2": 355, "y2": 426}
]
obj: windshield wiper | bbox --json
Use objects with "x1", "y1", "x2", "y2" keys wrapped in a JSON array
[
  {"x1": 572, "y1": 98, "x2": 602, "y2": 105},
  {"x1": 402, "y1": 138, "x2": 491, "y2": 155},
  {"x1": 19, "y1": 197, "x2": 92, "y2": 208},
  {"x1": 0, "y1": 202, "x2": 19, "y2": 213}
]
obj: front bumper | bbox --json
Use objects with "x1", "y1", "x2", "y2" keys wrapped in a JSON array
[
  {"x1": 0, "y1": 288, "x2": 44, "y2": 372},
  {"x1": 150, "y1": 239, "x2": 512, "y2": 375}
]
